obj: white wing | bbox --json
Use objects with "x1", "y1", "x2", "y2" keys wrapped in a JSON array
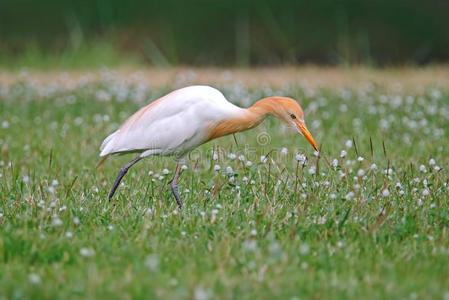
[{"x1": 99, "y1": 85, "x2": 243, "y2": 157}]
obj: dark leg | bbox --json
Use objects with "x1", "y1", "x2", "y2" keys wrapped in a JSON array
[
  {"x1": 108, "y1": 156, "x2": 142, "y2": 201},
  {"x1": 170, "y1": 163, "x2": 184, "y2": 209}
]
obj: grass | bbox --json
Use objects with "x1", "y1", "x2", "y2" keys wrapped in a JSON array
[
  {"x1": 0, "y1": 75, "x2": 449, "y2": 299},
  {"x1": 0, "y1": 42, "x2": 141, "y2": 70}
]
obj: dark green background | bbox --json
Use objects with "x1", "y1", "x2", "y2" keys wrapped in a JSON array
[{"x1": 1, "y1": 0, "x2": 448, "y2": 65}]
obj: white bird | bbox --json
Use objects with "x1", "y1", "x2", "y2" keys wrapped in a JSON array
[{"x1": 99, "y1": 85, "x2": 318, "y2": 208}]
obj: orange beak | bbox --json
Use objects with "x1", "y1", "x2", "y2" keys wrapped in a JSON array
[{"x1": 296, "y1": 121, "x2": 318, "y2": 151}]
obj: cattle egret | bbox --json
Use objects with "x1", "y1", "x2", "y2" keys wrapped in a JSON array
[{"x1": 100, "y1": 85, "x2": 318, "y2": 208}]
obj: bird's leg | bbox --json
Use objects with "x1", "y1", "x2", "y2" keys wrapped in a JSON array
[
  {"x1": 170, "y1": 163, "x2": 184, "y2": 209},
  {"x1": 108, "y1": 156, "x2": 142, "y2": 201}
]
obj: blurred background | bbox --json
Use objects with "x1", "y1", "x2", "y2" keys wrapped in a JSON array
[{"x1": 1, "y1": 0, "x2": 448, "y2": 69}]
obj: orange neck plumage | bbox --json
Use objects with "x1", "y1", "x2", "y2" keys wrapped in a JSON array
[{"x1": 207, "y1": 97, "x2": 282, "y2": 141}]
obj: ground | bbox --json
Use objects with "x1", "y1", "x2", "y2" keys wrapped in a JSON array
[{"x1": 0, "y1": 68, "x2": 448, "y2": 299}]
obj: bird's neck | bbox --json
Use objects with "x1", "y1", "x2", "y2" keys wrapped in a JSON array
[{"x1": 207, "y1": 97, "x2": 279, "y2": 140}]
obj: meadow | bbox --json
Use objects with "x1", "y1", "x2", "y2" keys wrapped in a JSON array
[{"x1": 0, "y1": 70, "x2": 448, "y2": 299}]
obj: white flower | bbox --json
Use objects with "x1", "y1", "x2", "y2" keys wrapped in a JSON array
[
  {"x1": 181, "y1": 165, "x2": 188, "y2": 170},
  {"x1": 329, "y1": 193, "x2": 337, "y2": 200},
  {"x1": 73, "y1": 217, "x2": 80, "y2": 225},
  {"x1": 65, "y1": 231, "x2": 73, "y2": 238},
  {"x1": 2, "y1": 120, "x2": 10, "y2": 129},
  {"x1": 228, "y1": 153, "x2": 237, "y2": 160},
  {"x1": 52, "y1": 216, "x2": 63, "y2": 226},
  {"x1": 382, "y1": 188, "x2": 390, "y2": 197},
  {"x1": 313, "y1": 151, "x2": 320, "y2": 157},
  {"x1": 22, "y1": 175, "x2": 30, "y2": 183},
  {"x1": 331, "y1": 159, "x2": 339, "y2": 168},
  {"x1": 308, "y1": 166, "x2": 316, "y2": 175},
  {"x1": 51, "y1": 179, "x2": 59, "y2": 187},
  {"x1": 162, "y1": 168, "x2": 170, "y2": 175},
  {"x1": 345, "y1": 140, "x2": 353, "y2": 148},
  {"x1": 280, "y1": 147, "x2": 288, "y2": 155},
  {"x1": 357, "y1": 169, "x2": 365, "y2": 177},
  {"x1": 422, "y1": 189, "x2": 430, "y2": 196},
  {"x1": 80, "y1": 247, "x2": 95, "y2": 257},
  {"x1": 245, "y1": 161, "x2": 253, "y2": 167},
  {"x1": 225, "y1": 166, "x2": 234, "y2": 175},
  {"x1": 250, "y1": 229, "x2": 257, "y2": 236},
  {"x1": 419, "y1": 165, "x2": 427, "y2": 173},
  {"x1": 299, "y1": 244, "x2": 310, "y2": 255},
  {"x1": 316, "y1": 216, "x2": 327, "y2": 224},
  {"x1": 260, "y1": 155, "x2": 268, "y2": 163},
  {"x1": 194, "y1": 286, "x2": 209, "y2": 300},
  {"x1": 295, "y1": 154, "x2": 307, "y2": 165},
  {"x1": 345, "y1": 191, "x2": 355, "y2": 200},
  {"x1": 243, "y1": 239, "x2": 258, "y2": 252},
  {"x1": 384, "y1": 168, "x2": 394, "y2": 175},
  {"x1": 428, "y1": 158, "x2": 436, "y2": 166},
  {"x1": 28, "y1": 273, "x2": 41, "y2": 285},
  {"x1": 340, "y1": 150, "x2": 347, "y2": 158},
  {"x1": 238, "y1": 155, "x2": 245, "y2": 161},
  {"x1": 370, "y1": 163, "x2": 378, "y2": 171},
  {"x1": 212, "y1": 152, "x2": 219, "y2": 160},
  {"x1": 213, "y1": 164, "x2": 221, "y2": 172},
  {"x1": 144, "y1": 254, "x2": 159, "y2": 271},
  {"x1": 242, "y1": 176, "x2": 249, "y2": 183},
  {"x1": 357, "y1": 156, "x2": 364, "y2": 162}
]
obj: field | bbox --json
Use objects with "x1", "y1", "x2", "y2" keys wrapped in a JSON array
[{"x1": 1, "y1": 68, "x2": 449, "y2": 299}]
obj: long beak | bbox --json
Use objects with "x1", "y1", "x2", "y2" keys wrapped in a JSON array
[{"x1": 296, "y1": 121, "x2": 318, "y2": 151}]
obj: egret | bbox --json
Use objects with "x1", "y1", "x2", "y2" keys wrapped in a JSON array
[{"x1": 99, "y1": 85, "x2": 318, "y2": 208}]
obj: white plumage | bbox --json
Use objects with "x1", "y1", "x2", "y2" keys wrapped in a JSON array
[{"x1": 100, "y1": 85, "x2": 244, "y2": 159}]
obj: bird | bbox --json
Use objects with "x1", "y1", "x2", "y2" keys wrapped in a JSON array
[{"x1": 99, "y1": 85, "x2": 318, "y2": 208}]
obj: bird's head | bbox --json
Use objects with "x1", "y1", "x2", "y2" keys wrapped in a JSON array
[{"x1": 262, "y1": 96, "x2": 318, "y2": 151}]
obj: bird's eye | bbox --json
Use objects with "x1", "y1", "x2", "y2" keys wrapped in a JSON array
[{"x1": 290, "y1": 114, "x2": 296, "y2": 119}]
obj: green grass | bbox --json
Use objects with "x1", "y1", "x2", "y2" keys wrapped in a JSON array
[
  {"x1": 0, "y1": 79, "x2": 448, "y2": 299},
  {"x1": 0, "y1": 42, "x2": 141, "y2": 70}
]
